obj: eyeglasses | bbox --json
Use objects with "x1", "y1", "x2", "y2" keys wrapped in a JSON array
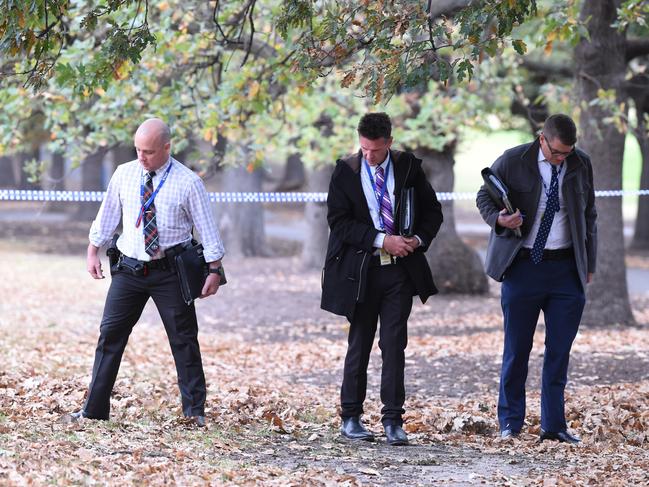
[{"x1": 542, "y1": 134, "x2": 574, "y2": 158}]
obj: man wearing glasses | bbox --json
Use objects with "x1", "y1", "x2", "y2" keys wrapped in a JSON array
[{"x1": 476, "y1": 114, "x2": 597, "y2": 444}]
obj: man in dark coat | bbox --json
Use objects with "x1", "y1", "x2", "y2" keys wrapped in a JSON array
[
  {"x1": 321, "y1": 112, "x2": 443, "y2": 445},
  {"x1": 476, "y1": 114, "x2": 597, "y2": 444}
]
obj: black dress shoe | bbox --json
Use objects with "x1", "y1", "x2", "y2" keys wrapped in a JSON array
[
  {"x1": 340, "y1": 417, "x2": 374, "y2": 441},
  {"x1": 500, "y1": 429, "x2": 519, "y2": 439},
  {"x1": 68, "y1": 410, "x2": 105, "y2": 421},
  {"x1": 384, "y1": 424, "x2": 409, "y2": 446},
  {"x1": 69, "y1": 410, "x2": 86, "y2": 422},
  {"x1": 540, "y1": 429, "x2": 581, "y2": 444}
]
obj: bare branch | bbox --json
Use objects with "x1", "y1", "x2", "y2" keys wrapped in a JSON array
[
  {"x1": 240, "y1": 0, "x2": 257, "y2": 66},
  {"x1": 519, "y1": 58, "x2": 573, "y2": 78},
  {"x1": 427, "y1": 0, "x2": 471, "y2": 20},
  {"x1": 223, "y1": 35, "x2": 275, "y2": 60},
  {"x1": 626, "y1": 38, "x2": 649, "y2": 62}
]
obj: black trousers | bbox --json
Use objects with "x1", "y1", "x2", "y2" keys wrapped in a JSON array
[
  {"x1": 340, "y1": 263, "x2": 414, "y2": 426},
  {"x1": 83, "y1": 267, "x2": 206, "y2": 419}
]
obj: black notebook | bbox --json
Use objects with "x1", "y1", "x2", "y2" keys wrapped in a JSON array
[
  {"x1": 174, "y1": 243, "x2": 227, "y2": 305},
  {"x1": 399, "y1": 187, "x2": 416, "y2": 237},
  {"x1": 481, "y1": 167, "x2": 522, "y2": 238}
]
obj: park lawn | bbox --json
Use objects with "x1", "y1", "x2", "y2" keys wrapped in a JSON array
[{"x1": 1, "y1": 250, "x2": 648, "y2": 485}]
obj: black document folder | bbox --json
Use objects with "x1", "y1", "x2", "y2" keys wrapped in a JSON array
[
  {"x1": 398, "y1": 187, "x2": 416, "y2": 237},
  {"x1": 175, "y1": 243, "x2": 226, "y2": 305},
  {"x1": 481, "y1": 167, "x2": 522, "y2": 238}
]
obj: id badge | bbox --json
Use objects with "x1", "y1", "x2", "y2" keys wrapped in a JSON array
[{"x1": 379, "y1": 248, "x2": 393, "y2": 266}]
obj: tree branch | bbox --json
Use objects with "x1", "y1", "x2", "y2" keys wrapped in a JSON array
[
  {"x1": 427, "y1": 0, "x2": 471, "y2": 20},
  {"x1": 626, "y1": 38, "x2": 649, "y2": 62},
  {"x1": 519, "y1": 58, "x2": 573, "y2": 78}
]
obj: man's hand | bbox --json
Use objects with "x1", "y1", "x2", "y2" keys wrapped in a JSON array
[
  {"x1": 497, "y1": 208, "x2": 523, "y2": 230},
  {"x1": 403, "y1": 236, "x2": 421, "y2": 250},
  {"x1": 383, "y1": 235, "x2": 415, "y2": 257},
  {"x1": 200, "y1": 261, "x2": 223, "y2": 298},
  {"x1": 200, "y1": 273, "x2": 221, "y2": 298},
  {"x1": 87, "y1": 244, "x2": 104, "y2": 279},
  {"x1": 587, "y1": 273, "x2": 593, "y2": 284}
]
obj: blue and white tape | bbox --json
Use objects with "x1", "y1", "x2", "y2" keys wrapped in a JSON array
[{"x1": 1, "y1": 189, "x2": 648, "y2": 203}]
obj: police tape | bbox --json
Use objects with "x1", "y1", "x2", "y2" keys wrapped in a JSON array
[{"x1": 1, "y1": 188, "x2": 649, "y2": 203}]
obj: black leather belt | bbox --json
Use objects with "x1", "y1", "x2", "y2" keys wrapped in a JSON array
[
  {"x1": 145, "y1": 257, "x2": 171, "y2": 269},
  {"x1": 517, "y1": 247, "x2": 574, "y2": 261},
  {"x1": 118, "y1": 255, "x2": 171, "y2": 274},
  {"x1": 369, "y1": 254, "x2": 397, "y2": 267}
]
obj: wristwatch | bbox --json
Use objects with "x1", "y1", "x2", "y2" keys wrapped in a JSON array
[{"x1": 208, "y1": 265, "x2": 226, "y2": 282}]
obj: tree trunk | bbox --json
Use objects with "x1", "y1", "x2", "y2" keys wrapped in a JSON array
[
  {"x1": 220, "y1": 161, "x2": 268, "y2": 257},
  {"x1": 0, "y1": 155, "x2": 16, "y2": 187},
  {"x1": 275, "y1": 152, "x2": 306, "y2": 191},
  {"x1": 301, "y1": 164, "x2": 333, "y2": 269},
  {"x1": 575, "y1": 0, "x2": 635, "y2": 325},
  {"x1": 40, "y1": 146, "x2": 65, "y2": 212},
  {"x1": 77, "y1": 148, "x2": 108, "y2": 220},
  {"x1": 9, "y1": 151, "x2": 40, "y2": 189},
  {"x1": 630, "y1": 108, "x2": 649, "y2": 250},
  {"x1": 417, "y1": 147, "x2": 488, "y2": 294}
]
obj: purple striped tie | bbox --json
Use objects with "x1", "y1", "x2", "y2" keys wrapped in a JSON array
[{"x1": 375, "y1": 165, "x2": 394, "y2": 235}]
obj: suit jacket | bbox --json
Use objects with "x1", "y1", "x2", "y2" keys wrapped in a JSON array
[
  {"x1": 476, "y1": 139, "x2": 597, "y2": 290},
  {"x1": 321, "y1": 149, "x2": 444, "y2": 320}
]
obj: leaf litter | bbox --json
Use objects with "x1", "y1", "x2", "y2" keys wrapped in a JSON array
[{"x1": 0, "y1": 249, "x2": 648, "y2": 485}]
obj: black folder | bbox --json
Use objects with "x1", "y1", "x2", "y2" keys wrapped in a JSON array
[
  {"x1": 398, "y1": 187, "x2": 416, "y2": 237},
  {"x1": 480, "y1": 167, "x2": 522, "y2": 238},
  {"x1": 175, "y1": 243, "x2": 227, "y2": 305}
]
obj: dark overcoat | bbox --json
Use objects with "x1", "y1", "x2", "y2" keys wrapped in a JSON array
[{"x1": 321, "y1": 149, "x2": 444, "y2": 320}]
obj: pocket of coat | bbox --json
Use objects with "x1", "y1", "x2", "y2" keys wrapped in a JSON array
[{"x1": 574, "y1": 186, "x2": 588, "y2": 208}]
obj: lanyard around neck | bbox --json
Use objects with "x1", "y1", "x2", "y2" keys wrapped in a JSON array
[
  {"x1": 364, "y1": 157, "x2": 391, "y2": 231},
  {"x1": 135, "y1": 161, "x2": 172, "y2": 228}
]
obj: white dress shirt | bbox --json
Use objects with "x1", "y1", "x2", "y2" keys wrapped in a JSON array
[
  {"x1": 360, "y1": 153, "x2": 395, "y2": 249},
  {"x1": 89, "y1": 157, "x2": 225, "y2": 262},
  {"x1": 522, "y1": 149, "x2": 572, "y2": 250}
]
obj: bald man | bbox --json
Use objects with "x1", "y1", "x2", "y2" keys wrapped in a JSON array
[{"x1": 72, "y1": 118, "x2": 225, "y2": 427}]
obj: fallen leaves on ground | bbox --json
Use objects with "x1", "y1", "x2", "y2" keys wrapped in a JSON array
[{"x1": 0, "y1": 251, "x2": 648, "y2": 485}]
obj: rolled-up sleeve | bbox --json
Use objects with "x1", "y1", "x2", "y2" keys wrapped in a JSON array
[
  {"x1": 187, "y1": 178, "x2": 225, "y2": 262},
  {"x1": 89, "y1": 167, "x2": 123, "y2": 248}
]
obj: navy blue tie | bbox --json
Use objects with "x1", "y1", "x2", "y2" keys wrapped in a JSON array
[{"x1": 531, "y1": 164, "x2": 559, "y2": 264}]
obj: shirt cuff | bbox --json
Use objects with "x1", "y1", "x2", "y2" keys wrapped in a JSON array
[
  {"x1": 414, "y1": 235, "x2": 423, "y2": 247},
  {"x1": 373, "y1": 232, "x2": 386, "y2": 249}
]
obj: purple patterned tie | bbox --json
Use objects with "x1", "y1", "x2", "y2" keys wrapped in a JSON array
[
  {"x1": 375, "y1": 165, "x2": 395, "y2": 235},
  {"x1": 143, "y1": 171, "x2": 159, "y2": 256}
]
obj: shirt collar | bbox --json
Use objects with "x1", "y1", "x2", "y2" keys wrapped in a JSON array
[
  {"x1": 365, "y1": 152, "x2": 391, "y2": 171},
  {"x1": 537, "y1": 148, "x2": 547, "y2": 164},
  {"x1": 142, "y1": 157, "x2": 172, "y2": 177}
]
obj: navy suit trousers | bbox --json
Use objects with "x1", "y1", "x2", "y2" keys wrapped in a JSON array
[
  {"x1": 498, "y1": 255, "x2": 585, "y2": 433},
  {"x1": 83, "y1": 268, "x2": 206, "y2": 419}
]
